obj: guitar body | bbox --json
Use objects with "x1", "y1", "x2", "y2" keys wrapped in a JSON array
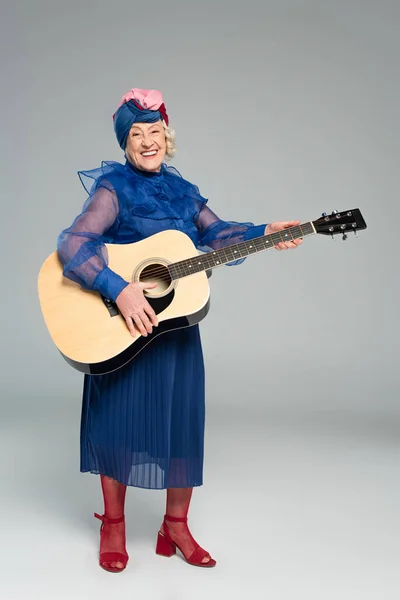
[{"x1": 38, "y1": 230, "x2": 210, "y2": 375}]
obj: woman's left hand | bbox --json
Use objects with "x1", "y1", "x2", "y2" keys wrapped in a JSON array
[{"x1": 265, "y1": 221, "x2": 303, "y2": 251}]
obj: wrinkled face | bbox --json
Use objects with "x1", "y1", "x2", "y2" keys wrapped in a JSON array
[{"x1": 125, "y1": 120, "x2": 167, "y2": 172}]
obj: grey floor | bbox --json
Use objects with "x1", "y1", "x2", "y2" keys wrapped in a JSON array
[{"x1": 1, "y1": 401, "x2": 399, "y2": 600}]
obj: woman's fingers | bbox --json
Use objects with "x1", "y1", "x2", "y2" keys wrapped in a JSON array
[
  {"x1": 138, "y1": 281, "x2": 158, "y2": 291},
  {"x1": 275, "y1": 242, "x2": 288, "y2": 250},
  {"x1": 275, "y1": 238, "x2": 303, "y2": 250},
  {"x1": 131, "y1": 307, "x2": 158, "y2": 337},
  {"x1": 125, "y1": 316, "x2": 136, "y2": 337},
  {"x1": 139, "y1": 310, "x2": 154, "y2": 334},
  {"x1": 138, "y1": 282, "x2": 159, "y2": 327},
  {"x1": 132, "y1": 313, "x2": 149, "y2": 337},
  {"x1": 144, "y1": 302, "x2": 158, "y2": 327}
]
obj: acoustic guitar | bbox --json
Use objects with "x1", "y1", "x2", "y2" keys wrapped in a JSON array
[{"x1": 38, "y1": 209, "x2": 366, "y2": 375}]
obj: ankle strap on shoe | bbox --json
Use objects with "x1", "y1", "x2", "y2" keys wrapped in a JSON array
[
  {"x1": 164, "y1": 514, "x2": 187, "y2": 523},
  {"x1": 94, "y1": 512, "x2": 125, "y2": 524}
]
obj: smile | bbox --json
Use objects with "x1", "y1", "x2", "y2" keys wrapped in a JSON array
[{"x1": 142, "y1": 151, "x2": 157, "y2": 157}]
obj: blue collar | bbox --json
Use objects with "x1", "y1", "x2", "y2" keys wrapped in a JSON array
[{"x1": 125, "y1": 159, "x2": 165, "y2": 178}]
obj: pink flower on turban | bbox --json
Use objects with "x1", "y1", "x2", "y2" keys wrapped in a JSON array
[
  {"x1": 117, "y1": 88, "x2": 164, "y2": 111},
  {"x1": 115, "y1": 88, "x2": 169, "y2": 126}
]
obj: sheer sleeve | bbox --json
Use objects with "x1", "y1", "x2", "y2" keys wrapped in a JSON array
[
  {"x1": 57, "y1": 181, "x2": 128, "y2": 301},
  {"x1": 195, "y1": 203, "x2": 266, "y2": 266}
]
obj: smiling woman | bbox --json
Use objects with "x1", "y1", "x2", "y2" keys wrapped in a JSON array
[
  {"x1": 55, "y1": 86, "x2": 302, "y2": 574},
  {"x1": 125, "y1": 121, "x2": 176, "y2": 172}
]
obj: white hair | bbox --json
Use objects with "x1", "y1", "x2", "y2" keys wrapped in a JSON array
[{"x1": 162, "y1": 120, "x2": 177, "y2": 159}]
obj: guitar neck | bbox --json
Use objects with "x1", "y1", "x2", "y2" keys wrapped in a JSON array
[{"x1": 168, "y1": 221, "x2": 316, "y2": 281}]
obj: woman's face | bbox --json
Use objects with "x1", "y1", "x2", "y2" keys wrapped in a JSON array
[{"x1": 125, "y1": 120, "x2": 167, "y2": 172}]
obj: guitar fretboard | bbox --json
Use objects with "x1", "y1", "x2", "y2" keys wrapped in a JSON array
[{"x1": 168, "y1": 222, "x2": 315, "y2": 281}]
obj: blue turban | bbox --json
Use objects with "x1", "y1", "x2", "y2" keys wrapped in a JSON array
[{"x1": 113, "y1": 98, "x2": 169, "y2": 150}]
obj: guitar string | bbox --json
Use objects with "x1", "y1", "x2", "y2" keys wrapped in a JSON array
[
  {"x1": 102, "y1": 219, "x2": 355, "y2": 285},
  {"x1": 117, "y1": 244, "x2": 296, "y2": 283},
  {"x1": 112, "y1": 224, "x2": 311, "y2": 280},
  {"x1": 116, "y1": 229, "x2": 318, "y2": 282},
  {"x1": 116, "y1": 228, "x2": 313, "y2": 281},
  {"x1": 109, "y1": 221, "x2": 354, "y2": 289},
  {"x1": 116, "y1": 245, "x2": 321, "y2": 282},
  {"x1": 117, "y1": 245, "x2": 278, "y2": 282}
]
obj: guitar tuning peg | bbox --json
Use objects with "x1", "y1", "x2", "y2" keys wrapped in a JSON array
[
  {"x1": 322, "y1": 212, "x2": 327, "y2": 217},
  {"x1": 342, "y1": 233, "x2": 348, "y2": 241},
  {"x1": 354, "y1": 230, "x2": 359, "y2": 238},
  {"x1": 332, "y1": 210, "x2": 338, "y2": 214}
]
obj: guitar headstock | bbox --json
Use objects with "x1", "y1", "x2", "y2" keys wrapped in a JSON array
[{"x1": 313, "y1": 209, "x2": 367, "y2": 239}]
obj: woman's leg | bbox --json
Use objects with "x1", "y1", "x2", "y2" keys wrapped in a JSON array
[
  {"x1": 160, "y1": 487, "x2": 211, "y2": 564},
  {"x1": 98, "y1": 475, "x2": 128, "y2": 570}
]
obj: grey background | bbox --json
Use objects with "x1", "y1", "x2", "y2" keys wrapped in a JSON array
[{"x1": 1, "y1": 1, "x2": 399, "y2": 599}]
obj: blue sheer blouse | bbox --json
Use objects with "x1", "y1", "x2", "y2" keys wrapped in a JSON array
[{"x1": 57, "y1": 160, "x2": 266, "y2": 301}]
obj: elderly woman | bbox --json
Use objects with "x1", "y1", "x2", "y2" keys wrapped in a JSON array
[{"x1": 57, "y1": 88, "x2": 302, "y2": 573}]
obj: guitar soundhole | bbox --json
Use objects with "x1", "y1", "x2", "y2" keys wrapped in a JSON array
[{"x1": 139, "y1": 262, "x2": 173, "y2": 297}]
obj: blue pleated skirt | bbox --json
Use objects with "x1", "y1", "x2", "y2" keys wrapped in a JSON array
[{"x1": 80, "y1": 325, "x2": 205, "y2": 489}]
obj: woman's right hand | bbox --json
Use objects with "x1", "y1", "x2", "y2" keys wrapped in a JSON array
[{"x1": 115, "y1": 282, "x2": 159, "y2": 337}]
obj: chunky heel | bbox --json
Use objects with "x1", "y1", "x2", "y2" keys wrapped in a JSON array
[
  {"x1": 156, "y1": 531, "x2": 176, "y2": 557},
  {"x1": 155, "y1": 514, "x2": 216, "y2": 567}
]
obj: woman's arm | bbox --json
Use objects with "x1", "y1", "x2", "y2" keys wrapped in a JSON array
[
  {"x1": 57, "y1": 184, "x2": 129, "y2": 300},
  {"x1": 195, "y1": 204, "x2": 302, "y2": 262},
  {"x1": 195, "y1": 203, "x2": 266, "y2": 265}
]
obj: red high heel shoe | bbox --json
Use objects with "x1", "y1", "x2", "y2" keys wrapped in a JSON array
[
  {"x1": 94, "y1": 513, "x2": 129, "y2": 573},
  {"x1": 155, "y1": 514, "x2": 216, "y2": 568}
]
